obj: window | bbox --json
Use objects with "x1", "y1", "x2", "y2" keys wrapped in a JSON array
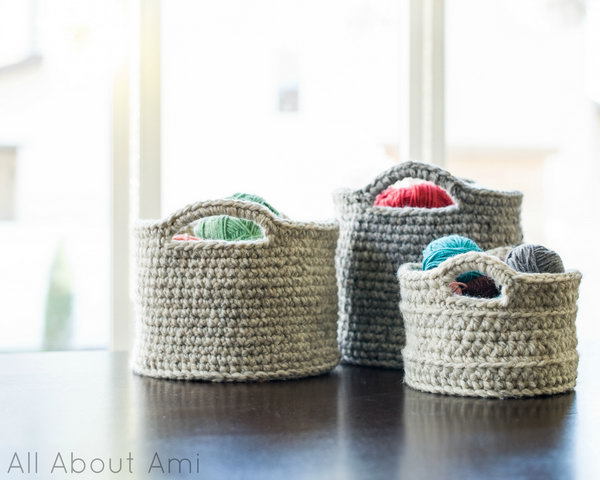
[
  {"x1": 161, "y1": 0, "x2": 406, "y2": 222},
  {"x1": 446, "y1": 0, "x2": 599, "y2": 341},
  {"x1": 0, "y1": 0, "x2": 127, "y2": 351},
  {"x1": 1, "y1": 0, "x2": 597, "y2": 352},
  {"x1": 0, "y1": 147, "x2": 17, "y2": 220},
  {"x1": 0, "y1": 0, "x2": 38, "y2": 68}
]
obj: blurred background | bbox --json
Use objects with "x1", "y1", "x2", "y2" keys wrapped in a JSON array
[{"x1": 0, "y1": 0, "x2": 598, "y2": 351}]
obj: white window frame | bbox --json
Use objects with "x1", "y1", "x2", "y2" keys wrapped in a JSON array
[
  {"x1": 111, "y1": 0, "x2": 162, "y2": 351},
  {"x1": 109, "y1": 0, "x2": 445, "y2": 351}
]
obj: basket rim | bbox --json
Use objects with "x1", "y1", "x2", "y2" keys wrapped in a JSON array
[
  {"x1": 138, "y1": 199, "x2": 338, "y2": 231},
  {"x1": 333, "y1": 161, "x2": 523, "y2": 207},
  {"x1": 134, "y1": 199, "x2": 339, "y2": 248},
  {"x1": 398, "y1": 251, "x2": 582, "y2": 286}
]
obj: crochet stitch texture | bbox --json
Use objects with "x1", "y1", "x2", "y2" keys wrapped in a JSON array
[
  {"x1": 132, "y1": 199, "x2": 340, "y2": 382},
  {"x1": 334, "y1": 161, "x2": 523, "y2": 368},
  {"x1": 398, "y1": 251, "x2": 581, "y2": 398}
]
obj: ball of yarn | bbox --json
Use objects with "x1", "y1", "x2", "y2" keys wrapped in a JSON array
[
  {"x1": 229, "y1": 192, "x2": 280, "y2": 216},
  {"x1": 374, "y1": 182, "x2": 454, "y2": 209},
  {"x1": 450, "y1": 275, "x2": 500, "y2": 298},
  {"x1": 172, "y1": 233, "x2": 201, "y2": 241},
  {"x1": 193, "y1": 215, "x2": 263, "y2": 241},
  {"x1": 506, "y1": 244, "x2": 565, "y2": 274},
  {"x1": 455, "y1": 270, "x2": 483, "y2": 283},
  {"x1": 422, "y1": 235, "x2": 482, "y2": 271},
  {"x1": 462, "y1": 275, "x2": 500, "y2": 298}
]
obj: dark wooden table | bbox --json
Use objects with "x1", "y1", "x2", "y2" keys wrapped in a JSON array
[{"x1": 1, "y1": 347, "x2": 598, "y2": 480}]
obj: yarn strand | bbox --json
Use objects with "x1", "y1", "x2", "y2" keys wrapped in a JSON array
[{"x1": 375, "y1": 182, "x2": 454, "y2": 209}]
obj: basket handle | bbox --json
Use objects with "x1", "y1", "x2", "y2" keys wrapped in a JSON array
[
  {"x1": 361, "y1": 161, "x2": 465, "y2": 203},
  {"x1": 160, "y1": 199, "x2": 280, "y2": 241}
]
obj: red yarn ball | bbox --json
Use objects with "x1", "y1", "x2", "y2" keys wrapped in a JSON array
[{"x1": 374, "y1": 182, "x2": 454, "y2": 208}]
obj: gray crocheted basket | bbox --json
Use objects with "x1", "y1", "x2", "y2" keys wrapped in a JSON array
[
  {"x1": 334, "y1": 161, "x2": 523, "y2": 368},
  {"x1": 132, "y1": 199, "x2": 340, "y2": 382},
  {"x1": 398, "y1": 251, "x2": 582, "y2": 398}
]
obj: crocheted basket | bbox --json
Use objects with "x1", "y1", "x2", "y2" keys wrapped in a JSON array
[
  {"x1": 132, "y1": 199, "x2": 340, "y2": 382},
  {"x1": 334, "y1": 161, "x2": 523, "y2": 368},
  {"x1": 398, "y1": 251, "x2": 582, "y2": 398}
]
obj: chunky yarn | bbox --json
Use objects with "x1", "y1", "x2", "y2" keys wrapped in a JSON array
[
  {"x1": 422, "y1": 235, "x2": 482, "y2": 271},
  {"x1": 455, "y1": 270, "x2": 483, "y2": 283},
  {"x1": 450, "y1": 275, "x2": 500, "y2": 298},
  {"x1": 374, "y1": 182, "x2": 454, "y2": 208},
  {"x1": 229, "y1": 192, "x2": 280, "y2": 216},
  {"x1": 172, "y1": 233, "x2": 201, "y2": 241},
  {"x1": 335, "y1": 161, "x2": 524, "y2": 370},
  {"x1": 506, "y1": 244, "x2": 565, "y2": 274},
  {"x1": 134, "y1": 199, "x2": 340, "y2": 382},
  {"x1": 193, "y1": 215, "x2": 263, "y2": 241},
  {"x1": 398, "y1": 253, "x2": 581, "y2": 398}
]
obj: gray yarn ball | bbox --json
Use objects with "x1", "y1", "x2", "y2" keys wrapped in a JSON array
[{"x1": 506, "y1": 244, "x2": 565, "y2": 274}]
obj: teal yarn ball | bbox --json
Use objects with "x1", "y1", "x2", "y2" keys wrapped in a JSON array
[
  {"x1": 229, "y1": 192, "x2": 280, "y2": 216},
  {"x1": 193, "y1": 215, "x2": 263, "y2": 241},
  {"x1": 422, "y1": 235, "x2": 482, "y2": 271},
  {"x1": 456, "y1": 270, "x2": 483, "y2": 283}
]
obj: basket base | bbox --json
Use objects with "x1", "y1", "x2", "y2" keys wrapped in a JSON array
[
  {"x1": 341, "y1": 354, "x2": 403, "y2": 370},
  {"x1": 403, "y1": 357, "x2": 578, "y2": 399},
  {"x1": 404, "y1": 378, "x2": 576, "y2": 399},
  {"x1": 131, "y1": 356, "x2": 341, "y2": 383}
]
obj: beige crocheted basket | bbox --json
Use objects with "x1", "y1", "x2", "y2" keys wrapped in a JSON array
[
  {"x1": 334, "y1": 161, "x2": 523, "y2": 368},
  {"x1": 132, "y1": 199, "x2": 340, "y2": 382},
  {"x1": 398, "y1": 251, "x2": 582, "y2": 398}
]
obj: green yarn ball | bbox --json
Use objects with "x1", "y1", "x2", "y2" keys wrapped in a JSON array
[
  {"x1": 191, "y1": 193, "x2": 278, "y2": 242},
  {"x1": 229, "y1": 192, "x2": 280, "y2": 216},
  {"x1": 422, "y1": 235, "x2": 482, "y2": 271},
  {"x1": 193, "y1": 215, "x2": 263, "y2": 241}
]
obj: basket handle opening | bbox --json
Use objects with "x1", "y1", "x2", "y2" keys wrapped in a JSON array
[
  {"x1": 436, "y1": 251, "x2": 517, "y2": 303},
  {"x1": 361, "y1": 161, "x2": 466, "y2": 205},
  {"x1": 161, "y1": 199, "x2": 279, "y2": 242}
]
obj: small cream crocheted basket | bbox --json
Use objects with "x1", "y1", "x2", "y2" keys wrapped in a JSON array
[
  {"x1": 398, "y1": 251, "x2": 582, "y2": 398},
  {"x1": 132, "y1": 199, "x2": 340, "y2": 382},
  {"x1": 334, "y1": 161, "x2": 523, "y2": 369}
]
